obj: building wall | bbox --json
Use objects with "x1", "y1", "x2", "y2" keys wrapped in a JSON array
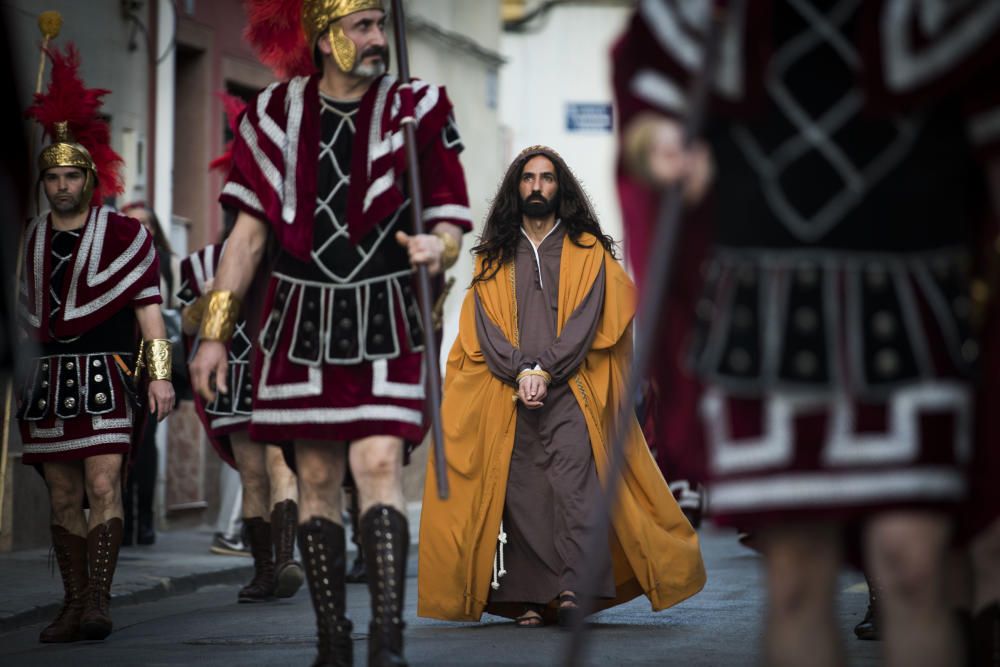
[{"x1": 499, "y1": 1, "x2": 632, "y2": 252}]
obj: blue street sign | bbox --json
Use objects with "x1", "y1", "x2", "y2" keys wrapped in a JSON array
[{"x1": 566, "y1": 103, "x2": 613, "y2": 132}]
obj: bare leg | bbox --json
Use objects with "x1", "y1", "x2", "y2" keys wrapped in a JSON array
[
  {"x1": 972, "y1": 517, "x2": 1000, "y2": 613},
  {"x1": 231, "y1": 433, "x2": 270, "y2": 519},
  {"x1": 348, "y1": 435, "x2": 405, "y2": 515},
  {"x1": 295, "y1": 440, "x2": 347, "y2": 523},
  {"x1": 865, "y1": 511, "x2": 961, "y2": 667},
  {"x1": 42, "y1": 461, "x2": 87, "y2": 537},
  {"x1": 83, "y1": 454, "x2": 123, "y2": 528},
  {"x1": 266, "y1": 444, "x2": 297, "y2": 508},
  {"x1": 759, "y1": 523, "x2": 845, "y2": 667}
]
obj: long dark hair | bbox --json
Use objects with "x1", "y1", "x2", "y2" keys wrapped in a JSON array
[{"x1": 471, "y1": 146, "x2": 616, "y2": 284}]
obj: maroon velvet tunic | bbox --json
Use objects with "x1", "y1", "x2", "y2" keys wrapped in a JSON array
[
  {"x1": 475, "y1": 224, "x2": 614, "y2": 604},
  {"x1": 17, "y1": 206, "x2": 161, "y2": 464}
]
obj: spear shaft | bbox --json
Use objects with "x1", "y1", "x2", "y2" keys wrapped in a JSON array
[
  {"x1": 389, "y1": 0, "x2": 449, "y2": 500},
  {"x1": 561, "y1": 4, "x2": 728, "y2": 665}
]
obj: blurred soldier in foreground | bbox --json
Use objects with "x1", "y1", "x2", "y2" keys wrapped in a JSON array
[
  {"x1": 19, "y1": 45, "x2": 175, "y2": 643},
  {"x1": 418, "y1": 146, "x2": 705, "y2": 628},
  {"x1": 614, "y1": 2, "x2": 1000, "y2": 666},
  {"x1": 188, "y1": 1, "x2": 472, "y2": 664}
]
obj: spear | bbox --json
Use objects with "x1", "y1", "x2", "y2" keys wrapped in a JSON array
[
  {"x1": 0, "y1": 10, "x2": 62, "y2": 534},
  {"x1": 561, "y1": 3, "x2": 728, "y2": 664},
  {"x1": 389, "y1": 0, "x2": 449, "y2": 500}
]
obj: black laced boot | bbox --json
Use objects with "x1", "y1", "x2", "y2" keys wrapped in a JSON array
[
  {"x1": 299, "y1": 517, "x2": 353, "y2": 667},
  {"x1": 973, "y1": 603, "x2": 1000, "y2": 667},
  {"x1": 238, "y1": 517, "x2": 275, "y2": 602},
  {"x1": 854, "y1": 575, "x2": 880, "y2": 641},
  {"x1": 271, "y1": 500, "x2": 304, "y2": 598},
  {"x1": 361, "y1": 505, "x2": 409, "y2": 667}
]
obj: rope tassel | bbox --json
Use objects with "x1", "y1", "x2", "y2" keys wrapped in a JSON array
[{"x1": 490, "y1": 521, "x2": 508, "y2": 590}]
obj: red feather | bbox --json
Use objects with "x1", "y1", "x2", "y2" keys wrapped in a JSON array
[
  {"x1": 25, "y1": 44, "x2": 124, "y2": 204},
  {"x1": 209, "y1": 93, "x2": 249, "y2": 173},
  {"x1": 243, "y1": 0, "x2": 315, "y2": 80}
]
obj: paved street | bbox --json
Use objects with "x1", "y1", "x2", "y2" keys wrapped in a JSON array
[{"x1": 0, "y1": 527, "x2": 881, "y2": 666}]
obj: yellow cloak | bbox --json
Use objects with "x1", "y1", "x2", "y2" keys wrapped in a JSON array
[{"x1": 417, "y1": 232, "x2": 706, "y2": 621}]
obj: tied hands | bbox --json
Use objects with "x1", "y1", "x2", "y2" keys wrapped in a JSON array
[{"x1": 518, "y1": 372, "x2": 548, "y2": 409}]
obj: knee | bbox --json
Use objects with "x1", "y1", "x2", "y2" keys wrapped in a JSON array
[
  {"x1": 352, "y1": 447, "x2": 399, "y2": 482},
  {"x1": 765, "y1": 540, "x2": 838, "y2": 618},
  {"x1": 49, "y1": 483, "x2": 82, "y2": 516},
  {"x1": 297, "y1": 462, "x2": 337, "y2": 492},
  {"x1": 86, "y1": 472, "x2": 120, "y2": 507},
  {"x1": 871, "y1": 537, "x2": 947, "y2": 608}
]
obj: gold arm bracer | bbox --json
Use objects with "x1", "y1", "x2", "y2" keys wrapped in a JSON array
[
  {"x1": 145, "y1": 338, "x2": 173, "y2": 382},
  {"x1": 434, "y1": 231, "x2": 460, "y2": 271},
  {"x1": 199, "y1": 290, "x2": 241, "y2": 342}
]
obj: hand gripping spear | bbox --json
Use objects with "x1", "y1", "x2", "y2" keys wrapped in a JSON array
[
  {"x1": 389, "y1": 0, "x2": 449, "y2": 500},
  {"x1": 561, "y1": 3, "x2": 728, "y2": 665}
]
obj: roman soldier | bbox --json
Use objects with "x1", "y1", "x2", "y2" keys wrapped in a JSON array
[
  {"x1": 613, "y1": 2, "x2": 1000, "y2": 665},
  {"x1": 18, "y1": 44, "x2": 175, "y2": 643},
  {"x1": 188, "y1": 1, "x2": 472, "y2": 664}
]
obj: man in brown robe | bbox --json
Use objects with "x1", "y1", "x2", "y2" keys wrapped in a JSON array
[{"x1": 418, "y1": 146, "x2": 705, "y2": 627}]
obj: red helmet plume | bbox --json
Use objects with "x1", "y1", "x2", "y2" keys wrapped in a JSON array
[
  {"x1": 243, "y1": 0, "x2": 316, "y2": 80},
  {"x1": 209, "y1": 93, "x2": 249, "y2": 173},
  {"x1": 25, "y1": 43, "x2": 124, "y2": 205}
]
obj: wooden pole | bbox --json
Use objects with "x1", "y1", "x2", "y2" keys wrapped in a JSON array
[{"x1": 389, "y1": 0, "x2": 449, "y2": 499}]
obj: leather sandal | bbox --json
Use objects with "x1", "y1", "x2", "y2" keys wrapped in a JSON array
[
  {"x1": 515, "y1": 604, "x2": 545, "y2": 628},
  {"x1": 557, "y1": 592, "x2": 580, "y2": 629}
]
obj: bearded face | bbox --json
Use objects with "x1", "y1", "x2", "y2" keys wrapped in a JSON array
[
  {"x1": 352, "y1": 44, "x2": 389, "y2": 78},
  {"x1": 517, "y1": 155, "x2": 560, "y2": 219}
]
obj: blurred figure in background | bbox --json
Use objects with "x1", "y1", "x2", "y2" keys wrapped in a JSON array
[
  {"x1": 119, "y1": 202, "x2": 174, "y2": 546},
  {"x1": 614, "y1": 2, "x2": 1000, "y2": 666}
]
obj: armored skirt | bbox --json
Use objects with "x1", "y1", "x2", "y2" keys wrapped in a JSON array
[
  {"x1": 19, "y1": 351, "x2": 137, "y2": 465},
  {"x1": 248, "y1": 268, "x2": 427, "y2": 444},
  {"x1": 178, "y1": 243, "x2": 252, "y2": 468}
]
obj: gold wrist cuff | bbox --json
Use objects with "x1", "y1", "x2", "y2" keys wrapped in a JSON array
[
  {"x1": 434, "y1": 231, "x2": 460, "y2": 270},
  {"x1": 145, "y1": 338, "x2": 172, "y2": 382},
  {"x1": 199, "y1": 290, "x2": 241, "y2": 342},
  {"x1": 182, "y1": 295, "x2": 208, "y2": 333},
  {"x1": 516, "y1": 368, "x2": 552, "y2": 385}
]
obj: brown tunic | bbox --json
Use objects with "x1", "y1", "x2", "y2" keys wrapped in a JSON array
[{"x1": 474, "y1": 223, "x2": 614, "y2": 604}]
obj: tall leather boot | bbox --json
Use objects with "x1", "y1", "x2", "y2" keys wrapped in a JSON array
[
  {"x1": 361, "y1": 505, "x2": 409, "y2": 667},
  {"x1": 39, "y1": 526, "x2": 89, "y2": 643},
  {"x1": 238, "y1": 517, "x2": 275, "y2": 602},
  {"x1": 271, "y1": 500, "x2": 304, "y2": 598},
  {"x1": 345, "y1": 487, "x2": 367, "y2": 583},
  {"x1": 299, "y1": 517, "x2": 353, "y2": 667},
  {"x1": 973, "y1": 603, "x2": 1000, "y2": 667},
  {"x1": 854, "y1": 574, "x2": 880, "y2": 641},
  {"x1": 80, "y1": 518, "x2": 123, "y2": 640}
]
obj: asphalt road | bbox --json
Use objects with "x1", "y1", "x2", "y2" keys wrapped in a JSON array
[{"x1": 0, "y1": 527, "x2": 881, "y2": 666}]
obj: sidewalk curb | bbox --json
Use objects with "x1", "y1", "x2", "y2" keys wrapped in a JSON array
[{"x1": 0, "y1": 562, "x2": 254, "y2": 634}]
